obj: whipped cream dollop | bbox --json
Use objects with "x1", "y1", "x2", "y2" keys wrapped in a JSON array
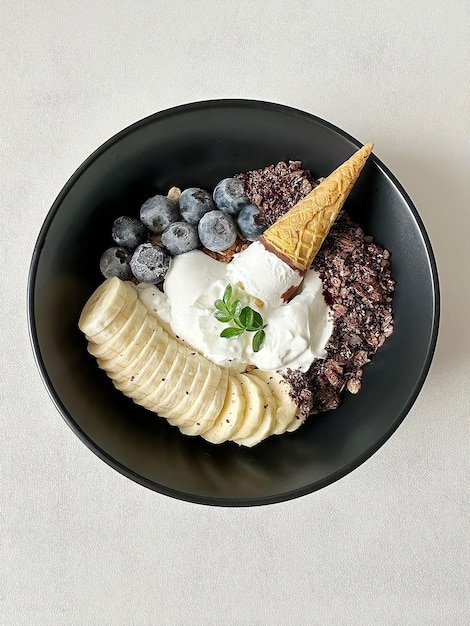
[
  {"x1": 227, "y1": 241, "x2": 303, "y2": 308},
  {"x1": 136, "y1": 249, "x2": 333, "y2": 373}
]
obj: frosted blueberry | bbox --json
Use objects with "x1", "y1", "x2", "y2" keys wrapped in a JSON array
[
  {"x1": 179, "y1": 188, "x2": 214, "y2": 224},
  {"x1": 99, "y1": 247, "x2": 133, "y2": 280},
  {"x1": 130, "y1": 243, "x2": 171, "y2": 284},
  {"x1": 213, "y1": 178, "x2": 250, "y2": 216},
  {"x1": 111, "y1": 216, "x2": 148, "y2": 249},
  {"x1": 140, "y1": 195, "x2": 180, "y2": 234},
  {"x1": 198, "y1": 210, "x2": 237, "y2": 252},
  {"x1": 161, "y1": 221, "x2": 200, "y2": 256},
  {"x1": 237, "y1": 204, "x2": 266, "y2": 241}
]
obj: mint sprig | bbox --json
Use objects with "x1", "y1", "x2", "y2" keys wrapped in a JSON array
[{"x1": 214, "y1": 284, "x2": 266, "y2": 352}]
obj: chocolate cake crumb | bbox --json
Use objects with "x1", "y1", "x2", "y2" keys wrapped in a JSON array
[
  {"x1": 236, "y1": 161, "x2": 322, "y2": 227},
  {"x1": 283, "y1": 211, "x2": 395, "y2": 416}
]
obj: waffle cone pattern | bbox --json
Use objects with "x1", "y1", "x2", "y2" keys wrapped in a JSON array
[{"x1": 260, "y1": 142, "x2": 374, "y2": 271}]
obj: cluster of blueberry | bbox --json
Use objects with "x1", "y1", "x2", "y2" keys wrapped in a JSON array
[{"x1": 99, "y1": 178, "x2": 266, "y2": 284}]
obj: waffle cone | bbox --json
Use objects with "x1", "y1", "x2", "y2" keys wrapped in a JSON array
[{"x1": 260, "y1": 142, "x2": 373, "y2": 271}]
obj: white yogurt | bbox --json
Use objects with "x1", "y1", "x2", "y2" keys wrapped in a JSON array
[
  {"x1": 226, "y1": 241, "x2": 304, "y2": 308},
  {"x1": 136, "y1": 250, "x2": 333, "y2": 373}
]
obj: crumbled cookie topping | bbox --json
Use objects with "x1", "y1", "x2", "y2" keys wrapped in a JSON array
[
  {"x1": 284, "y1": 211, "x2": 394, "y2": 415},
  {"x1": 236, "y1": 160, "x2": 322, "y2": 226}
]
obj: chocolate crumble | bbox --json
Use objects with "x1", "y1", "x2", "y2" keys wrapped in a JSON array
[
  {"x1": 236, "y1": 160, "x2": 323, "y2": 227},
  {"x1": 284, "y1": 211, "x2": 395, "y2": 415}
]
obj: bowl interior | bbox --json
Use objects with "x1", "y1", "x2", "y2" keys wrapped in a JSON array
[{"x1": 29, "y1": 101, "x2": 439, "y2": 505}]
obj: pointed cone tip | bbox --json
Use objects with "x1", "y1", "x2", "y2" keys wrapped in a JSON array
[{"x1": 258, "y1": 141, "x2": 375, "y2": 270}]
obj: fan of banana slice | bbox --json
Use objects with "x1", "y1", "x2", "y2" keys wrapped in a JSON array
[
  {"x1": 78, "y1": 277, "x2": 305, "y2": 447},
  {"x1": 78, "y1": 278, "x2": 304, "y2": 447}
]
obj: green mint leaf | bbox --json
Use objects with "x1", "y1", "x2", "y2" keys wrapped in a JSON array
[
  {"x1": 251, "y1": 311, "x2": 264, "y2": 329},
  {"x1": 220, "y1": 327, "x2": 244, "y2": 339},
  {"x1": 214, "y1": 299, "x2": 229, "y2": 313},
  {"x1": 246, "y1": 323, "x2": 266, "y2": 332},
  {"x1": 214, "y1": 311, "x2": 232, "y2": 323},
  {"x1": 252, "y1": 329, "x2": 266, "y2": 352},
  {"x1": 223, "y1": 284, "x2": 232, "y2": 304},
  {"x1": 215, "y1": 285, "x2": 267, "y2": 350},
  {"x1": 239, "y1": 306, "x2": 254, "y2": 328},
  {"x1": 230, "y1": 299, "x2": 242, "y2": 319}
]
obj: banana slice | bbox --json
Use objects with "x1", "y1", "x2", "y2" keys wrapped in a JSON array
[
  {"x1": 285, "y1": 413, "x2": 307, "y2": 433},
  {"x1": 201, "y1": 375, "x2": 246, "y2": 444},
  {"x1": 165, "y1": 355, "x2": 211, "y2": 424},
  {"x1": 115, "y1": 342, "x2": 178, "y2": 402},
  {"x1": 176, "y1": 367, "x2": 228, "y2": 436},
  {"x1": 232, "y1": 375, "x2": 275, "y2": 447},
  {"x1": 148, "y1": 347, "x2": 201, "y2": 417},
  {"x1": 232, "y1": 401, "x2": 275, "y2": 447},
  {"x1": 97, "y1": 316, "x2": 166, "y2": 375},
  {"x1": 123, "y1": 336, "x2": 179, "y2": 400},
  {"x1": 103, "y1": 323, "x2": 169, "y2": 383},
  {"x1": 168, "y1": 363, "x2": 227, "y2": 433},
  {"x1": 138, "y1": 344, "x2": 189, "y2": 410},
  {"x1": 87, "y1": 298, "x2": 148, "y2": 361},
  {"x1": 130, "y1": 337, "x2": 180, "y2": 400},
  {"x1": 229, "y1": 372, "x2": 265, "y2": 440},
  {"x1": 250, "y1": 369, "x2": 299, "y2": 435},
  {"x1": 111, "y1": 334, "x2": 171, "y2": 394},
  {"x1": 79, "y1": 277, "x2": 136, "y2": 343}
]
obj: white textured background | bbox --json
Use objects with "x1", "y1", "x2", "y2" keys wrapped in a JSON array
[{"x1": 1, "y1": 1, "x2": 469, "y2": 625}]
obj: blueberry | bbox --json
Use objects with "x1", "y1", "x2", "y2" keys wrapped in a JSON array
[
  {"x1": 213, "y1": 178, "x2": 250, "y2": 216},
  {"x1": 237, "y1": 204, "x2": 267, "y2": 241},
  {"x1": 99, "y1": 247, "x2": 133, "y2": 280},
  {"x1": 111, "y1": 216, "x2": 148, "y2": 249},
  {"x1": 161, "y1": 221, "x2": 199, "y2": 255},
  {"x1": 198, "y1": 210, "x2": 237, "y2": 252},
  {"x1": 130, "y1": 243, "x2": 171, "y2": 284},
  {"x1": 140, "y1": 195, "x2": 180, "y2": 234},
  {"x1": 179, "y1": 187, "x2": 215, "y2": 224}
]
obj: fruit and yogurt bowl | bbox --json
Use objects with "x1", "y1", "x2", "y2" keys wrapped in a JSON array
[
  {"x1": 28, "y1": 101, "x2": 439, "y2": 504},
  {"x1": 79, "y1": 143, "x2": 395, "y2": 448}
]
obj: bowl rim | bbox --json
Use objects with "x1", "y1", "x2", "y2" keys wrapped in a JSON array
[{"x1": 27, "y1": 98, "x2": 440, "y2": 507}]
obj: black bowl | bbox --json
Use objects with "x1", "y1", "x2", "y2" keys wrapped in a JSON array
[{"x1": 28, "y1": 100, "x2": 439, "y2": 506}]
